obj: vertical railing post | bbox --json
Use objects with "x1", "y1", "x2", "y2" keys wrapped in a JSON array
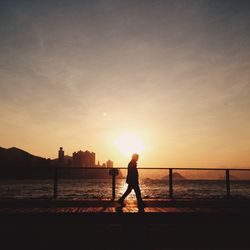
[
  {"x1": 169, "y1": 168, "x2": 173, "y2": 199},
  {"x1": 111, "y1": 169, "x2": 116, "y2": 200},
  {"x1": 53, "y1": 167, "x2": 58, "y2": 199},
  {"x1": 226, "y1": 169, "x2": 230, "y2": 198}
]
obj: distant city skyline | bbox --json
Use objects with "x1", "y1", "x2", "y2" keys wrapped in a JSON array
[
  {"x1": 1, "y1": 1, "x2": 250, "y2": 168},
  {"x1": 58, "y1": 147, "x2": 113, "y2": 168}
]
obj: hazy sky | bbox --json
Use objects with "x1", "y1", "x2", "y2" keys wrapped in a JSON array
[{"x1": 1, "y1": 0, "x2": 250, "y2": 167}]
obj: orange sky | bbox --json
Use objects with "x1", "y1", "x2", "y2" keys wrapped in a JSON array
[{"x1": 1, "y1": 1, "x2": 250, "y2": 168}]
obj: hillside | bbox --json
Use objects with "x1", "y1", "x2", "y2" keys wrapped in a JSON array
[
  {"x1": 0, "y1": 147, "x2": 51, "y2": 179},
  {"x1": 0, "y1": 147, "x2": 50, "y2": 168},
  {"x1": 163, "y1": 172, "x2": 186, "y2": 180}
]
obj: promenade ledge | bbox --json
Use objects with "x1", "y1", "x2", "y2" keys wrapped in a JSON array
[
  {"x1": 1, "y1": 199, "x2": 250, "y2": 250},
  {"x1": 1, "y1": 167, "x2": 250, "y2": 249}
]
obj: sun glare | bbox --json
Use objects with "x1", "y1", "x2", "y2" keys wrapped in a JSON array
[{"x1": 114, "y1": 132, "x2": 144, "y2": 157}]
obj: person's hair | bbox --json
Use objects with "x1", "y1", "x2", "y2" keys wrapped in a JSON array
[{"x1": 132, "y1": 153, "x2": 139, "y2": 160}]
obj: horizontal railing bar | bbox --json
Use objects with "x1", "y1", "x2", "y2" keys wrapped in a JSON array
[
  {"x1": 52, "y1": 167, "x2": 250, "y2": 171},
  {"x1": 2, "y1": 166, "x2": 250, "y2": 200},
  {"x1": 9, "y1": 166, "x2": 250, "y2": 171}
]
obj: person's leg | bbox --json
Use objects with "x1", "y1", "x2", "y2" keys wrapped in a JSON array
[
  {"x1": 118, "y1": 184, "x2": 132, "y2": 203},
  {"x1": 133, "y1": 183, "x2": 143, "y2": 206}
]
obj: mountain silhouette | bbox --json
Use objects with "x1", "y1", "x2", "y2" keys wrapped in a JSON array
[
  {"x1": 0, "y1": 147, "x2": 49, "y2": 168},
  {"x1": 163, "y1": 172, "x2": 186, "y2": 180},
  {"x1": 0, "y1": 147, "x2": 51, "y2": 179}
]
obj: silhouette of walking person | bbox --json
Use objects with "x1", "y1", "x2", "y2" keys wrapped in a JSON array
[{"x1": 118, "y1": 153, "x2": 144, "y2": 210}]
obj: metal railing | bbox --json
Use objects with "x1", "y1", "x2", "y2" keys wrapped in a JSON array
[{"x1": 51, "y1": 167, "x2": 250, "y2": 200}]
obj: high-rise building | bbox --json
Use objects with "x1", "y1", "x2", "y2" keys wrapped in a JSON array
[
  {"x1": 106, "y1": 160, "x2": 114, "y2": 168},
  {"x1": 86, "y1": 151, "x2": 95, "y2": 167},
  {"x1": 72, "y1": 150, "x2": 95, "y2": 167},
  {"x1": 58, "y1": 147, "x2": 64, "y2": 166}
]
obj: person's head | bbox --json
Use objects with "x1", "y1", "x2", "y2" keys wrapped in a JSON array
[{"x1": 132, "y1": 153, "x2": 139, "y2": 162}]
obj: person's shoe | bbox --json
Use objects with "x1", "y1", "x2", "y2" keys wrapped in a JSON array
[
  {"x1": 117, "y1": 199, "x2": 125, "y2": 207},
  {"x1": 138, "y1": 207, "x2": 145, "y2": 213}
]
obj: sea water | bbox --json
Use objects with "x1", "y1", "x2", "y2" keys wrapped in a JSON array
[{"x1": 0, "y1": 179, "x2": 250, "y2": 199}]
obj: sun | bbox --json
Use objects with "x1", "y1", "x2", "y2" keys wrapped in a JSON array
[{"x1": 114, "y1": 132, "x2": 144, "y2": 157}]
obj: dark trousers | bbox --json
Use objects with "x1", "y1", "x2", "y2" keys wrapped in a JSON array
[{"x1": 119, "y1": 182, "x2": 143, "y2": 204}]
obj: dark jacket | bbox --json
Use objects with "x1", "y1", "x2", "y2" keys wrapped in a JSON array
[{"x1": 126, "y1": 160, "x2": 138, "y2": 185}]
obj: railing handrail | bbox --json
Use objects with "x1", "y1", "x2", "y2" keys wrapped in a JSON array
[
  {"x1": 52, "y1": 167, "x2": 250, "y2": 171},
  {"x1": 48, "y1": 166, "x2": 250, "y2": 200},
  {"x1": 2, "y1": 167, "x2": 250, "y2": 200},
  {"x1": 19, "y1": 166, "x2": 250, "y2": 171}
]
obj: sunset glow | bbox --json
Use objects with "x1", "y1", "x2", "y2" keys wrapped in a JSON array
[
  {"x1": 1, "y1": 2, "x2": 250, "y2": 249},
  {"x1": 114, "y1": 133, "x2": 144, "y2": 157},
  {"x1": 0, "y1": 1, "x2": 250, "y2": 168}
]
